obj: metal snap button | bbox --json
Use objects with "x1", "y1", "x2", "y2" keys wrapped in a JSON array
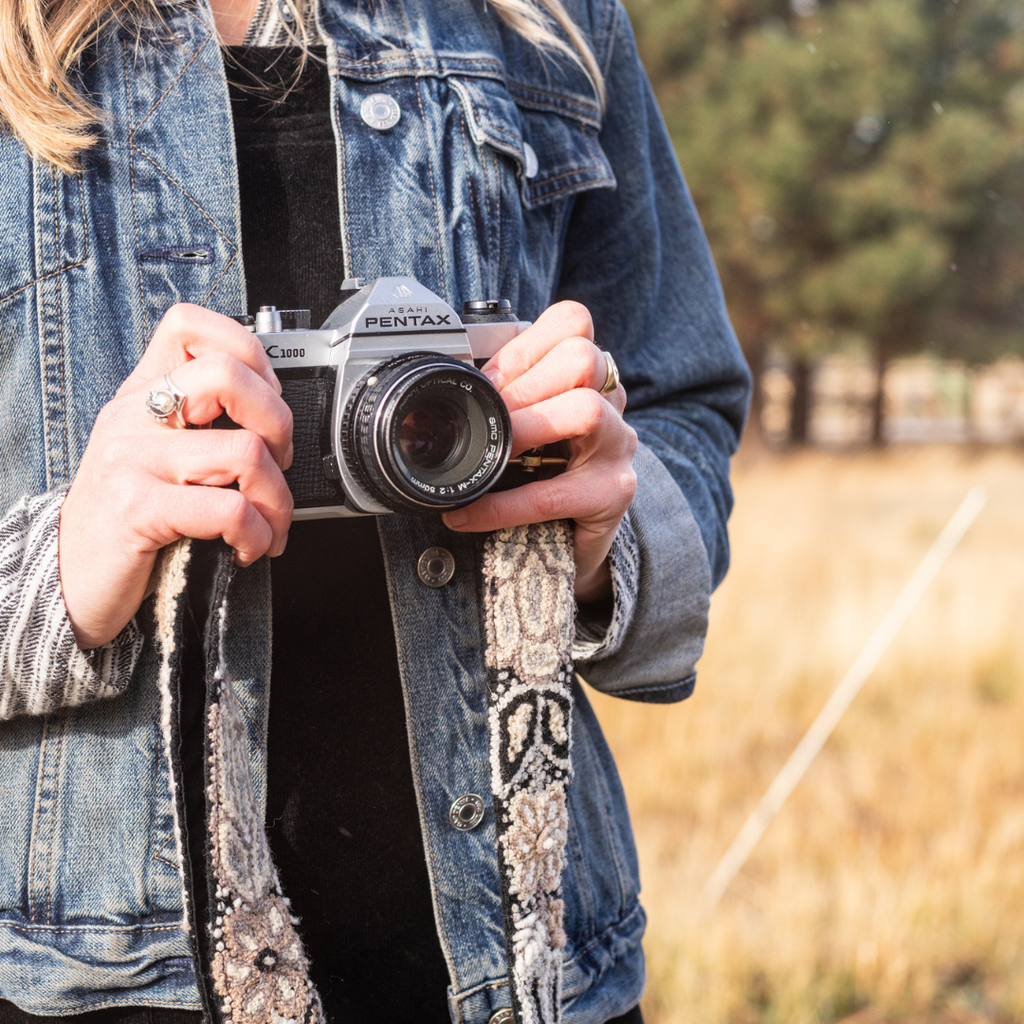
[
  {"x1": 417, "y1": 546, "x2": 455, "y2": 587},
  {"x1": 489, "y1": 1010, "x2": 514, "y2": 1024},
  {"x1": 523, "y1": 141, "x2": 539, "y2": 179},
  {"x1": 360, "y1": 93, "x2": 401, "y2": 131},
  {"x1": 450, "y1": 793, "x2": 485, "y2": 831}
]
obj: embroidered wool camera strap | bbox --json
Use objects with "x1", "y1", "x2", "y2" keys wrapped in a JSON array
[
  {"x1": 482, "y1": 520, "x2": 577, "y2": 1024},
  {"x1": 153, "y1": 539, "x2": 327, "y2": 1024},
  {"x1": 152, "y1": 520, "x2": 576, "y2": 1024}
]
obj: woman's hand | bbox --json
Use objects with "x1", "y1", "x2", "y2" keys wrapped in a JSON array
[
  {"x1": 441, "y1": 301, "x2": 637, "y2": 603},
  {"x1": 59, "y1": 304, "x2": 293, "y2": 650}
]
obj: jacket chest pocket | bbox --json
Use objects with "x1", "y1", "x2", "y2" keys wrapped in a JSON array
[
  {"x1": 329, "y1": 70, "x2": 613, "y2": 320},
  {"x1": 448, "y1": 75, "x2": 615, "y2": 319}
]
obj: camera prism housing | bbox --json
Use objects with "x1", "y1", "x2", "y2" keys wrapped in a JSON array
[{"x1": 247, "y1": 276, "x2": 528, "y2": 519}]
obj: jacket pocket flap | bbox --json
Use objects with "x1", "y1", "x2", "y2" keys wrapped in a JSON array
[{"x1": 451, "y1": 76, "x2": 615, "y2": 209}]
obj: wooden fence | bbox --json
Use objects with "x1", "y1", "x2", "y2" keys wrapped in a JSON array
[{"x1": 760, "y1": 354, "x2": 1024, "y2": 446}]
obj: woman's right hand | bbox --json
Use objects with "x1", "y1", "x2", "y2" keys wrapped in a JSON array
[{"x1": 59, "y1": 303, "x2": 294, "y2": 650}]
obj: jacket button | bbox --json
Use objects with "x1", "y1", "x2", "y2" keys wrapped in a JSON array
[
  {"x1": 360, "y1": 93, "x2": 401, "y2": 130},
  {"x1": 418, "y1": 546, "x2": 455, "y2": 587},
  {"x1": 450, "y1": 793, "x2": 485, "y2": 830},
  {"x1": 489, "y1": 1011, "x2": 514, "y2": 1024},
  {"x1": 523, "y1": 141, "x2": 539, "y2": 179}
]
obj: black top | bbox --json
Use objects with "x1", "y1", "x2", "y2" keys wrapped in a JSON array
[
  {"x1": 228, "y1": 46, "x2": 452, "y2": 1020},
  {"x1": 228, "y1": 47, "x2": 346, "y2": 328}
]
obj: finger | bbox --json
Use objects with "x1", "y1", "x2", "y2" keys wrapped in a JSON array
[
  {"x1": 124, "y1": 303, "x2": 281, "y2": 394},
  {"x1": 140, "y1": 479, "x2": 279, "y2": 566},
  {"x1": 497, "y1": 335, "x2": 608, "y2": 414},
  {"x1": 480, "y1": 300, "x2": 594, "y2": 391},
  {"x1": 508, "y1": 388, "x2": 637, "y2": 458},
  {"x1": 440, "y1": 465, "x2": 636, "y2": 534},
  {"x1": 145, "y1": 352, "x2": 293, "y2": 468},
  {"x1": 603, "y1": 378, "x2": 627, "y2": 415},
  {"x1": 121, "y1": 429, "x2": 293, "y2": 554}
]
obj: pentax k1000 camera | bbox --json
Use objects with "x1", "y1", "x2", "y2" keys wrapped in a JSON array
[{"x1": 235, "y1": 276, "x2": 532, "y2": 520}]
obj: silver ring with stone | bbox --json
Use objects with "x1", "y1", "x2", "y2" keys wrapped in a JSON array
[
  {"x1": 146, "y1": 373, "x2": 187, "y2": 423},
  {"x1": 599, "y1": 350, "x2": 620, "y2": 395}
]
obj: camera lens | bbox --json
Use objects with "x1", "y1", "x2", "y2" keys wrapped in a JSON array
[
  {"x1": 398, "y1": 399, "x2": 466, "y2": 470},
  {"x1": 342, "y1": 353, "x2": 512, "y2": 515}
]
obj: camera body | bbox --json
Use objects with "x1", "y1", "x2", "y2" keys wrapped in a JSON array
[{"x1": 244, "y1": 276, "x2": 529, "y2": 520}]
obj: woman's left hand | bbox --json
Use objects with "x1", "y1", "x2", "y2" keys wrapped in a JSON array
[{"x1": 441, "y1": 301, "x2": 637, "y2": 603}]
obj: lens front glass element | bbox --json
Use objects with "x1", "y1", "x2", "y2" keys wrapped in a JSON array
[
  {"x1": 397, "y1": 398, "x2": 467, "y2": 470},
  {"x1": 386, "y1": 369, "x2": 494, "y2": 501}
]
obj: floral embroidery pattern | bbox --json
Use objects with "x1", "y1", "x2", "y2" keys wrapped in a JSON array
[
  {"x1": 483, "y1": 521, "x2": 576, "y2": 1024},
  {"x1": 212, "y1": 893, "x2": 319, "y2": 1024},
  {"x1": 501, "y1": 787, "x2": 568, "y2": 897}
]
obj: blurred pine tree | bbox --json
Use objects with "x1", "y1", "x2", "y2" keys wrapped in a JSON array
[{"x1": 626, "y1": 0, "x2": 1024, "y2": 442}]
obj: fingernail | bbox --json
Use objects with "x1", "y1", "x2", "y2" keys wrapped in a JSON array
[
  {"x1": 442, "y1": 511, "x2": 469, "y2": 529},
  {"x1": 483, "y1": 367, "x2": 504, "y2": 390},
  {"x1": 233, "y1": 550, "x2": 252, "y2": 568}
]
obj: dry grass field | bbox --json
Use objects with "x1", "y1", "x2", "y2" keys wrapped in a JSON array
[{"x1": 589, "y1": 446, "x2": 1024, "y2": 1024}]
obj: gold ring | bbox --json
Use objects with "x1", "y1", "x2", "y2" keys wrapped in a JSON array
[{"x1": 599, "y1": 350, "x2": 620, "y2": 395}]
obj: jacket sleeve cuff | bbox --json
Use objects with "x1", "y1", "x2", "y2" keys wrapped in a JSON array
[
  {"x1": 0, "y1": 488, "x2": 143, "y2": 721},
  {"x1": 572, "y1": 513, "x2": 639, "y2": 662},
  {"x1": 574, "y1": 441, "x2": 712, "y2": 703}
]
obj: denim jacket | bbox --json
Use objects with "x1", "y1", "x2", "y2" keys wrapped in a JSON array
[{"x1": 0, "y1": 0, "x2": 749, "y2": 1018}]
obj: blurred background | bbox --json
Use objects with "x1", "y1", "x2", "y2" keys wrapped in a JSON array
[{"x1": 588, "y1": 0, "x2": 1024, "y2": 1019}]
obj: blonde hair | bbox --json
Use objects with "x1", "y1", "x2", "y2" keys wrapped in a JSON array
[
  {"x1": 0, "y1": 0, "x2": 604, "y2": 173},
  {"x1": 0, "y1": 0, "x2": 124, "y2": 172},
  {"x1": 487, "y1": 0, "x2": 606, "y2": 108}
]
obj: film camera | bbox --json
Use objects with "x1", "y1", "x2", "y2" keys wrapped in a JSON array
[{"x1": 237, "y1": 276, "x2": 560, "y2": 520}]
